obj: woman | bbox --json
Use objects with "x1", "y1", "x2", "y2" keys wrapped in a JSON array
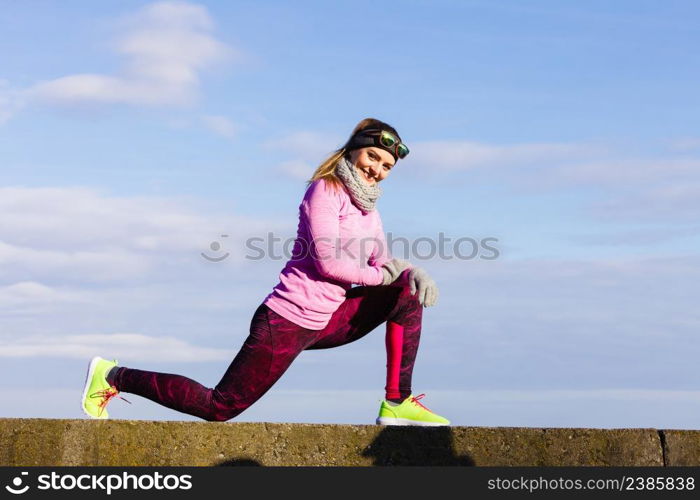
[{"x1": 81, "y1": 117, "x2": 449, "y2": 426}]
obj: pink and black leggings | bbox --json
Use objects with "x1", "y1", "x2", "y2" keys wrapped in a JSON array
[{"x1": 109, "y1": 273, "x2": 422, "y2": 422}]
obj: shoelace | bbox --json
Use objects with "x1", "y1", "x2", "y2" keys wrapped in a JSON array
[
  {"x1": 90, "y1": 386, "x2": 131, "y2": 417},
  {"x1": 409, "y1": 393, "x2": 434, "y2": 413}
]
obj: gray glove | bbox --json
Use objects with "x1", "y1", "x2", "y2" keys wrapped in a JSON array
[
  {"x1": 381, "y1": 258, "x2": 412, "y2": 285},
  {"x1": 408, "y1": 267, "x2": 439, "y2": 307}
]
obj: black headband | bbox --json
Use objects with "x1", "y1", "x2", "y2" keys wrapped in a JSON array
[{"x1": 345, "y1": 129, "x2": 402, "y2": 161}]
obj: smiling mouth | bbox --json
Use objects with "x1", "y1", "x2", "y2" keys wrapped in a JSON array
[{"x1": 361, "y1": 170, "x2": 375, "y2": 183}]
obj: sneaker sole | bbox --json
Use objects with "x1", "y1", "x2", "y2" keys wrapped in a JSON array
[
  {"x1": 81, "y1": 356, "x2": 105, "y2": 419},
  {"x1": 376, "y1": 417, "x2": 449, "y2": 427}
]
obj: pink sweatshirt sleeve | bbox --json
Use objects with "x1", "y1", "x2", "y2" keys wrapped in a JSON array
[
  {"x1": 302, "y1": 180, "x2": 384, "y2": 286},
  {"x1": 368, "y1": 213, "x2": 392, "y2": 269},
  {"x1": 370, "y1": 213, "x2": 415, "y2": 288}
]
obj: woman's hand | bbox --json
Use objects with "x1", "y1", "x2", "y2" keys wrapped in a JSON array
[
  {"x1": 408, "y1": 267, "x2": 439, "y2": 307},
  {"x1": 381, "y1": 258, "x2": 412, "y2": 285}
]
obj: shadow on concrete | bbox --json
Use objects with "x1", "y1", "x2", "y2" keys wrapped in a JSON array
[
  {"x1": 215, "y1": 458, "x2": 262, "y2": 466},
  {"x1": 213, "y1": 427, "x2": 473, "y2": 466},
  {"x1": 362, "y1": 427, "x2": 474, "y2": 466}
]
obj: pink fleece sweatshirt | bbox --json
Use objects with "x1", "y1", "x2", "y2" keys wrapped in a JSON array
[{"x1": 263, "y1": 178, "x2": 395, "y2": 330}]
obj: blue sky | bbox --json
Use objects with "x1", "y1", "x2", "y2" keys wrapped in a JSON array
[{"x1": 1, "y1": 1, "x2": 699, "y2": 428}]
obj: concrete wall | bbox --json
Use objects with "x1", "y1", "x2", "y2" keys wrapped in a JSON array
[{"x1": 1, "y1": 419, "x2": 699, "y2": 466}]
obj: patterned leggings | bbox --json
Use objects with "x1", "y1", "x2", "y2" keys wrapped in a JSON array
[{"x1": 111, "y1": 274, "x2": 423, "y2": 422}]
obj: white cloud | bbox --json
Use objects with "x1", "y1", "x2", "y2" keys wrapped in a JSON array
[
  {"x1": 668, "y1": 137, "x2": 700, "y2": 152},
  {"x1": 409, "y1": 140, "x2": 590, "y2": 171},
  {"x1": 531, "y1": 156, "x2": 700, "y2": 223},
  {"x1": 0, "y1": 281, "x2": 94, "y2": 313},
  {"x1": 270, "y1": 130, "x2": 700, "y2": 224},
  {"x1": 434, "y1": 253, "x2": 700, "y2": 290},
  {"x1": 201, "y1": 114, "x2": 238, "y2": 139},
  {"x1": 265, "y1": 125, "x2": 700, "y2": 231},
  {"x1": 265, "y1": 131, "x2": 343, "y2": 178},
  {"x1": 0, "y1": 186, "x2": 268, "y2": 251},
  {"x1": 269, "y1": 131, "x2": 343, "y2": 159},
  {"x1": 0, "y1": 241, "x2": 154, "y2": 282},
  {"x1": 0, "y1": 80, "x2": 25, "y2": 124},
  {"x1": 26, "y1": 1, "x2": 234, "y2": 108},
  {"x1": 0, "y1": 184, "x2": 295, "y2": 344},
  {"x1": 569, "y1": 225, "x2": 700, "y2": 246},
  {"x1": 0, "y1": 185, "x2": 285, "y2": 282},
  {"x1": 0, "y1": 333, "x2": 231, "y2": 362},
  {"x1": 542, "y1": 157, "x2": 700, "y2": 187},
  {"x1": 406, "y1": 138, "x2": 700, "y2": 224},
  {"x1": 589, "y1": 182, "x2": 700, "y2": 221},
  {"x1": 278, "y1": 160, "x2": 314, "y2": 180},
  {"x1": 424, "y1": 253, "x2": 700, "y2": 347}
]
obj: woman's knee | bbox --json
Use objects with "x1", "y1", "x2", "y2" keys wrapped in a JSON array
[
  {"x1": 206, "y1": 390, "x2": 250, "y2": 421},
  {"x1": 205, "y1": 413, "x2": 231, "y2": 422},
  {"x1": 208, "y1": 412, "x2": 240, "y2": 422},
  {"x1": 205, "y1": 406, "x2": 244, "y2": 422},
  {"x1": 397, "y1": 280, "x2": 421, "y2": 306}
]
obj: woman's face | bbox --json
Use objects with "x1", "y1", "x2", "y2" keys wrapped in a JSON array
[{"x1": 349, "y1": 147, "x2": 395, "y2": 186}]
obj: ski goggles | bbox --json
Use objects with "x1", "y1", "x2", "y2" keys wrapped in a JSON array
[{"x1": 346, "y1": 129, "x2": 410, "y2": 160}]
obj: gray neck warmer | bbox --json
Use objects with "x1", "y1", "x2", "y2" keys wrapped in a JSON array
[{"x1": 334, "y1": 155, "x2": 382, "y2": 213}]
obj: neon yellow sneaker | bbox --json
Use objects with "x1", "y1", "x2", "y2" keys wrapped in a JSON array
[
  {"x1": 376, "y1": 393, "x2": 450, "y2": 426},
  {"x1": 81, "y1": 356, "x2": 129, "y2": 419}
]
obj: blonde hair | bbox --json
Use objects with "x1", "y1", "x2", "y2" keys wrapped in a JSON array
[{"x1": 305, "y1": 117, "x2": 402, "y2": 191}]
